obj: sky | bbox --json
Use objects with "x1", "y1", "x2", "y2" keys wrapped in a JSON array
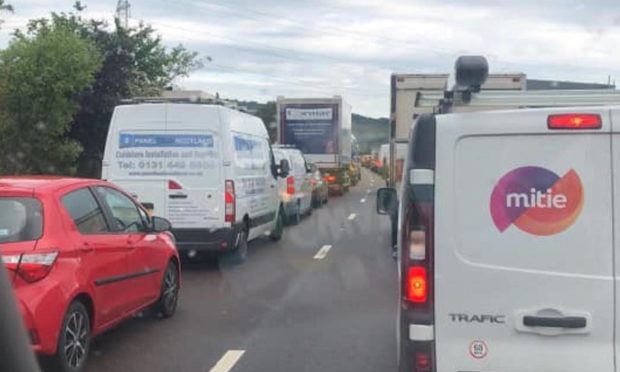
[{"x1": 1, "y1": 0, "x2": 620, "y2": 118}]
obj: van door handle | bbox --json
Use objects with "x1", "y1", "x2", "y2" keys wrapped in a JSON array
[
  {"x1": 523, "y1": 315, "x2": 587, "y2": 329},
  {"x1": 169, "y1": 194, "x2": 188, "y2": 199}
]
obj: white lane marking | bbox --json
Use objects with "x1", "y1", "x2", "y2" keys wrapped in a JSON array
[
  {"x1": 366, "y1": 189, "x2": 372, "y2": 194},
  {"x1": 210, "y1": 350, "x2": 245, "y2": 372},
  {"x1": 348, "y1": 213, "x2": 357, "y2": 220},
  {"x1": 360, "y1": 198, "x2": 367, "y2": 203},
  {"x1": 314, "y1": 245, "x2": 332, "y2": 260}
]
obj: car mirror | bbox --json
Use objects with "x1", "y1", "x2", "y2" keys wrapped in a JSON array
[
  {"x1": 151, "y1": 216, "x2": 172, "y2": 232},
  {"x1": 376, "y1": 188, "x2": 398, "y2": 215},
  {"x1": 278, "y1": 159, "x2": 290, "y2": 178}
]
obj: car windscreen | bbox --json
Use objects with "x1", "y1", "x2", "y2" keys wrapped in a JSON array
[{"x1": 0, "y1": 197, "x2": 43, "y2": 244}]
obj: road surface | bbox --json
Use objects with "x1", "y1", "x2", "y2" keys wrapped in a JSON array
[{"x1": 87, "y1": 169, "x2": 397, "y2": 372}]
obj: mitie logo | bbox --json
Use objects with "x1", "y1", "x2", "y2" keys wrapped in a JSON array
[{"x1": 490, "y1": 166, "x2": 584, "y2": 236}]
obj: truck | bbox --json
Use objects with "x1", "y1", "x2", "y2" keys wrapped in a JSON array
[
  {"x1": 277, "y1": 96, "x2": 353, "y2": 195},
  {"x1": 383, "y1": 71, "x2": 526, "y2": 250}
]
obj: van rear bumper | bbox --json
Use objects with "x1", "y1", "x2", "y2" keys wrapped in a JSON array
[{"x1": 171, "y1": 225, "x2": 241, "y2": 254}]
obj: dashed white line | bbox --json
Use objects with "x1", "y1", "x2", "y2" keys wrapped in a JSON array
[
  {"x1": 360, "y1": 198, "x2": 367, "y2": 203},
  {"x1": 348, "y1": 213, "x2": 357, "y2": 221},
  {"x1": 314, "y1": 245, "x2": 332, "y2": 260},
  {"x1": 210, "y1": 350, "x2": 245, "y2": 372},
  {"x1": 366, "y1": 189, "x2": 372, "y2": 194}
]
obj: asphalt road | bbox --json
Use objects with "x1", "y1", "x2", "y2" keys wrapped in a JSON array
[{"x1": 86, "y1": 169, "x2": 397, "y2": 372}]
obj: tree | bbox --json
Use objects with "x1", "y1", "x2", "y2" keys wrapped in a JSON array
[
  {"x1": 0, "y1": 26, "x2": 102, "y2": 175},
  {"x1": 26, "y1": 2, "x2": 202, "y2": 177},
  {"x1": 256, "y1": 101, "x2": 277, "y2": 143},
  {"x1": 0, "y1": 1, "x2": 13, "y2": 29}
]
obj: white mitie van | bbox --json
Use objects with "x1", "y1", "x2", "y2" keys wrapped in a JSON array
[
  {"x1": 377, "y1": 56, "x2": 620, "y2": 372},
  {"x1": 102, "y1": 103, "x2": 289, "y2": 263}
]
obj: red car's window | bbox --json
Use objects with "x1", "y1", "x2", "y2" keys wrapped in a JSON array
[
  {"x1": 0, "y1": 198, "x2": 42, "y2": 244},
  {"x1": 61, "y1": 188, "x2": 109, "y2": 235}
]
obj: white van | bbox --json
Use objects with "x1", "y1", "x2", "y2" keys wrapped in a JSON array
[
  {"x1": 377, "y1": 56, "x2": 620, "y2": 372},
  {"x1": 102, "y1": 103, "x2": 289, "y2": 263},
  {"x1": 272, "y1": 146, "x2": 313, "y2": 224}
]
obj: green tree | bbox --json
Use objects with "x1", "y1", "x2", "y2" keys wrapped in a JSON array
[
  {"x1": 26, "y1": 2, "x2": 202, "y2": 177},
  {"x1": 256, "y1": 101, "x2": 277, "y2": 142},
  {"x1": 0, "y1": 26, "x2": 102, "y2": 175}
]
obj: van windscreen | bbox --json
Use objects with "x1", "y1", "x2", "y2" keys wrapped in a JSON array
[{"x1": 0, "y1": 198, "x2": 43, "y2": 244}]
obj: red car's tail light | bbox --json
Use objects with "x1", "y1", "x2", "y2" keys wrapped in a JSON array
[{"x1": 2, "y1": 251, "x2": 58, "y2": 283}]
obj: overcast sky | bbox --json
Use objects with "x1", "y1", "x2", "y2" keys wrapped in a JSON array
[{"x1": 2, "y1": 0, "x2": 620, "y2": 117}]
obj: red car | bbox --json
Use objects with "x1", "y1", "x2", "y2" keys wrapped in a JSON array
[{"x1": 0, "y1": 177, "x2": 180, "y2": 372}]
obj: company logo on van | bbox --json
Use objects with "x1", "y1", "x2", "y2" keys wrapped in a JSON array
[{"x1": 490, "y1": 166, "x2": 584, "y2": 236}]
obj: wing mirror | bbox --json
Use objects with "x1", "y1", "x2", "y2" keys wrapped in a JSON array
[
  {"x1": 151, "y1": 216, "x2": 172, "y2": 232},
  {"x1": 376, "y1": 188, "x2": 398, "y2": 215},
  {"x1": 278, "y1": 159, "x2": 290, "y2": 178}
]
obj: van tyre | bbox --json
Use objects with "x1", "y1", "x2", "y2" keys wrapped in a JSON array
[
  {"x1": 155, "y1": 262, "x2": 179, "y2": 318},
  {"x1": 50, "y1": 301, "x2": 91, "y2": 372},
  {"x1": 270, "y1": 209, "x2": 284, "y2": 241},
  {"x1": 222, "y1": 225, "x2": 249, "y2": 265},
  {"x1": 291, "y1": 203, "x2": 301, "y2": 225}
]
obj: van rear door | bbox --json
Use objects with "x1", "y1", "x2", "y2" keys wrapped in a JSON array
[
  {"x1": 165, "y1": 105, "x2": 222, "y2": 229},
  {"x1": 434, "y1": 109, "x2": 613, "y2": 371},
  {"x1": 103, "y1": 105, "x2": 167, "y2": 217}
]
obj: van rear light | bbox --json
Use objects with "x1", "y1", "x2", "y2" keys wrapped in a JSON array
[
  {"x1": 324, "y1": 174, "x2": 336, "y2": 183},
  {"x1": 415, "y1": 351, "x2": 432, "y2": 372},
  {"x1": 407, "y1": 266, "x2": 428, "y2": 303},
  {"x1": 409, "y1": 230, "x2": 426, "y2": 260},
  {"x1": 287, "y1": 176, "x2": 295, "y2": 195},
  {"x1": 168, "y1": 180, "x2": 183, "y2": 190},
  {"x1": 225, "y1": 180, "x2": 236, "y2": 223},
  {"x1": 2, "y1": 252, "x2": 58, "y2": 283},
  {"x1": 548, "y1": 114, "x2": 602, "y2": 129}
]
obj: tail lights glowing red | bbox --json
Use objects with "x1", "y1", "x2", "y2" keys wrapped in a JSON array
[
  {"x1": 225, "y1": 180, "x2": 235, "y2": 223},
  {"x1": 407, "y1": 266, "x2": 428, "y2": 303},
  {"x1": 324, "y1": 174, "x2": 336, "y2": 183},
  {"x1": 2, "y1": 252, "x2": 58, "y2": 283},
  {"x1": 415, "y1": 351, "x2": 432, "y2": 372},
  {"x1": 548, "y1": 113, "x2": 602, "y2": 129},
  {"x1": 168, "y1": 180, "x2": 183, "y2": 190},
  {"x1": 287, "y1": 176, "x2": 295, "y2": 195}
]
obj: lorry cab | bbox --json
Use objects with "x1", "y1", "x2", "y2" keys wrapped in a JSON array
[
  {"x1": 102, "y1": 102, "x2": 290, "y2": 264},
  {"x1": 378, "y1": 56, "x2": 620, "y2": 372}
]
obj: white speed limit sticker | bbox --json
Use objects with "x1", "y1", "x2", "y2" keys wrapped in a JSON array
[{"x1": 469, "y1": 340, "x2": 488, "y2": 359}]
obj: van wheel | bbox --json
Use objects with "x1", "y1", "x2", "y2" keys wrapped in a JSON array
[
  {"x1": 270, "y1": 209, "x2": 284, "y2": 241},
  {"x1": 154, "y1": 262, "x2": 179, "y2": 318},
  {"x1": 49, "y1": 301, "x2": 91, "y2": 372},
  {"x1": 220, "y1": 226, "x2": 248, "y2": 265},
  {"x1": 291, "y1": 203, "x2": 301, "y2": 225}
]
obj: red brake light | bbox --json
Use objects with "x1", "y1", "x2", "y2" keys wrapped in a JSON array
[
  {"x1": 225, "y1": 180, "x2": 235, "y2": 223},
  {"x1": 168, "y1": 180, "x2": 183, "y2": 190},
  {"x1": 287, "y1": 176, "x2": 295, "y2": 195},
  {"x1": 548, "y1": 114, "x2": 602, "y2": 129},
  {"x1": 407, "y1": 266, "x2": 428, "y2": 303},
  {"x1": 2, "y1": 252, "x2": 58, "y2": 283}
]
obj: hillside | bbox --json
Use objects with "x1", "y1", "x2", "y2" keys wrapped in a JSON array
[{"x1": 352, "y1": 113, "x2": 389, "y2": 154}]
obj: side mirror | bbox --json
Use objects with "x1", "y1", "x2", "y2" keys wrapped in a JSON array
[
  {"x1": 151, "y1": 216, "x2": 172, "y2": 232},
  {"x1": 376, "y1": 188, "x2": 397, "y2": 215},
  {"x1": 278, "y1": 159, "x2": 290, "y2": 178}
]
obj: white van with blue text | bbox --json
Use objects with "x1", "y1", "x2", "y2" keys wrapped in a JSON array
[{"x1": 102, "y1": 103, "x2": 289, "y2": 264}]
